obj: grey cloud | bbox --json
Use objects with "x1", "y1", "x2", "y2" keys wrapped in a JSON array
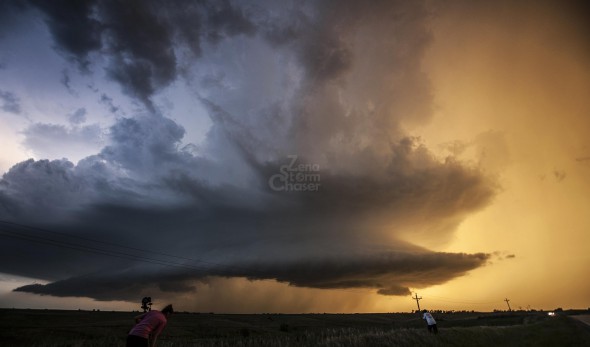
[
  {"x1": 22, "y1": 122, "x2": 104, "y2": 161},
  {"x1": 100, "y1": 114, "x2": 188, "y2": 175},
  {"x1": 14, "y1": 250, "x2": 488, "y2": 301},
  {"x1": 0, "y1": 117, "x2": 495, "y2": 299},
  {"x1": 262, "y1": 0, "x2": 431, "y2": 88},
  {"x1": 0, "y1": 191, "x2": 20, "y2": 217},
  {"x1": 100, "y1": 0, "x2": 177, "y2": 106},
  {"x1": 3, "y1": 113, "x2": 206, "y2": 220},
  {"x1": 192, "y1": 0, "x2": 435, "y2": 175},
  {"x1": 61, "y1": 69, "x2": 77, "y2": 95},
  {"x1": 13, "y1": 271, "x2": 167, "y2": 301},
  {"x1": 27, "y1": 0, "x2": 257, "y2": 106},
  {"x1": 204, "y1": 0, "x2": 257, "y2": 44},
  {"x1": 68, "y1": 108, "x2": 87, "y2": 125},
  {"x1": 0, "y1": 89, "x2": 20, "y2": 114},
  {"x1": 218, "y1": 251, "x2": 490, "y2": 293},
  {"x1": 0, "y1": 159, "x2": 86, "y2": 220},
  {"x1": 29, "y1": 0, "x2": 102, "y2": 70},
  {"x1": 87, "y1": 83, "x2": 99, "y2": 93},
  {"x1": 0, "y1": 1, "x2": 28, "y2": 37},
  {"x1": 200, "y1": 71, "x2": 229, "y2": 90},
  {"x1": 0, "y1": 1, "x2": 500, "y2": 305},
  {"x1": 254, "y1": 1, "x2": 355, "y2": 82},
  {"x1": 99, "y1": 93, "x2": 119, "y2": 114}
]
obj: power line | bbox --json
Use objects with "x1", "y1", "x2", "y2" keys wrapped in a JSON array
[
  {"x1": 0, "y1": 220, "x2": 436, "y2": 258},
  {"x1": 0, "y1": 228, "x2": 222, "y2": 274},
  {"x1": 425, "y1": 294, "x2": 498, "y2": 305},
  {"x1": 426, "y1": 298, "x2": 494, "y2": 306},
  {"x1": 410, "y1": 293, "x2": 509, "y2": 309},
  {"x1": 5, "y1": 225, "x2": 365, "y2": 293},
  {"x1": 0, "y1": 220, "x2": 287, "y2": 277},
  {"x1": 0, "y1": 221, "x2": 286, "y2": 280},
  {"x1": 0, "y1": 220, "x2": 214, "y2": 265},
  {"x1": 0, "y1": 221, "x2": 371, "y2": 295}
]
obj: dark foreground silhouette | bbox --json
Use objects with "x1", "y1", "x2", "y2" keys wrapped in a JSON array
[{"x1": 1, "y1": 309, "x2": 590, "y2": 346}]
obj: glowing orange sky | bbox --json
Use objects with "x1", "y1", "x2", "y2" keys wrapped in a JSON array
[{"x1": 411, "y1": 0, "x2": 590, "y2": 311}]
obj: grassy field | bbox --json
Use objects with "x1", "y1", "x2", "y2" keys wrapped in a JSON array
[{"x1": 1, "y1": 309, "x2": 589, "y2": 346}]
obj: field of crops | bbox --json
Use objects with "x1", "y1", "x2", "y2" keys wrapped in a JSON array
[{"x1": 1, "y1": 309, "x2": 589, "y2": 346}]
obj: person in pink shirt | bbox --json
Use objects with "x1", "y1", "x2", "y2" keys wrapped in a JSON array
[{"x1": 127, "y1": 304, "x2": 173, "y2": 347}]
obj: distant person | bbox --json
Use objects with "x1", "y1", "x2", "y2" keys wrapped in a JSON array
[
  {"x1": 422, "y1": 309, "x2": 438, "y2": 334},
  {"x1": 141, "y1": 296, "x2": 152, "y2": 312},
  {"x1": 127, "y1": 304, "x2": 173, "y2": 347}
]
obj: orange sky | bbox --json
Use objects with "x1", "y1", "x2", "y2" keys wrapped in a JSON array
[{"x1": 409, "y1": 0, "x2": 590, "y2": 311}]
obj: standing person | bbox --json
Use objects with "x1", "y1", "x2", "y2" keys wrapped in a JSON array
[
  {"x1": 422, "y1": 309, "x2": 438, "y2": 334},
  {"x1": 127, "y1": 304, "x2": 173, "y2": 347}
]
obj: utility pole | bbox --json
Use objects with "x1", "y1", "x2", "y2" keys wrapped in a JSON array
[
  {"x1": 504, "y1": 298, "x2": 512, "y2": 312},
  {"x1": 412, "y1": 293, "x2": 422, "y2": 312}
]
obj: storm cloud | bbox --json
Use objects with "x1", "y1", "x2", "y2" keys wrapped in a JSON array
[
  {"x1": 13, "y1": 250, "x2": 488, "y2": 301},
  {"x1": 25, "y1": 0, "x2": 256, "y2": 106},
  {"x1": 22, "y1": 122, "x2": 104, "y2": 161},
  {"x1": 0, "y1": 89, "x2": 20, "y2": 114},
  {"x1": 0, "y1": 0, "x2": 498, "y2": 306}
]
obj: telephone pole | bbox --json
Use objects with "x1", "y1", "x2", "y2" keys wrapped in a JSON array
[
  {"x1": 412, "y1": 293, "x2": 422, "y2": 312},
  {"x1": 504, "y1": 298, "x2": 512, "y2": 312}
]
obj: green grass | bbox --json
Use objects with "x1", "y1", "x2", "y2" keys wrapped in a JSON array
[{"x1": 1, "y1": 309, "x2": 589, "y2": 346}]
